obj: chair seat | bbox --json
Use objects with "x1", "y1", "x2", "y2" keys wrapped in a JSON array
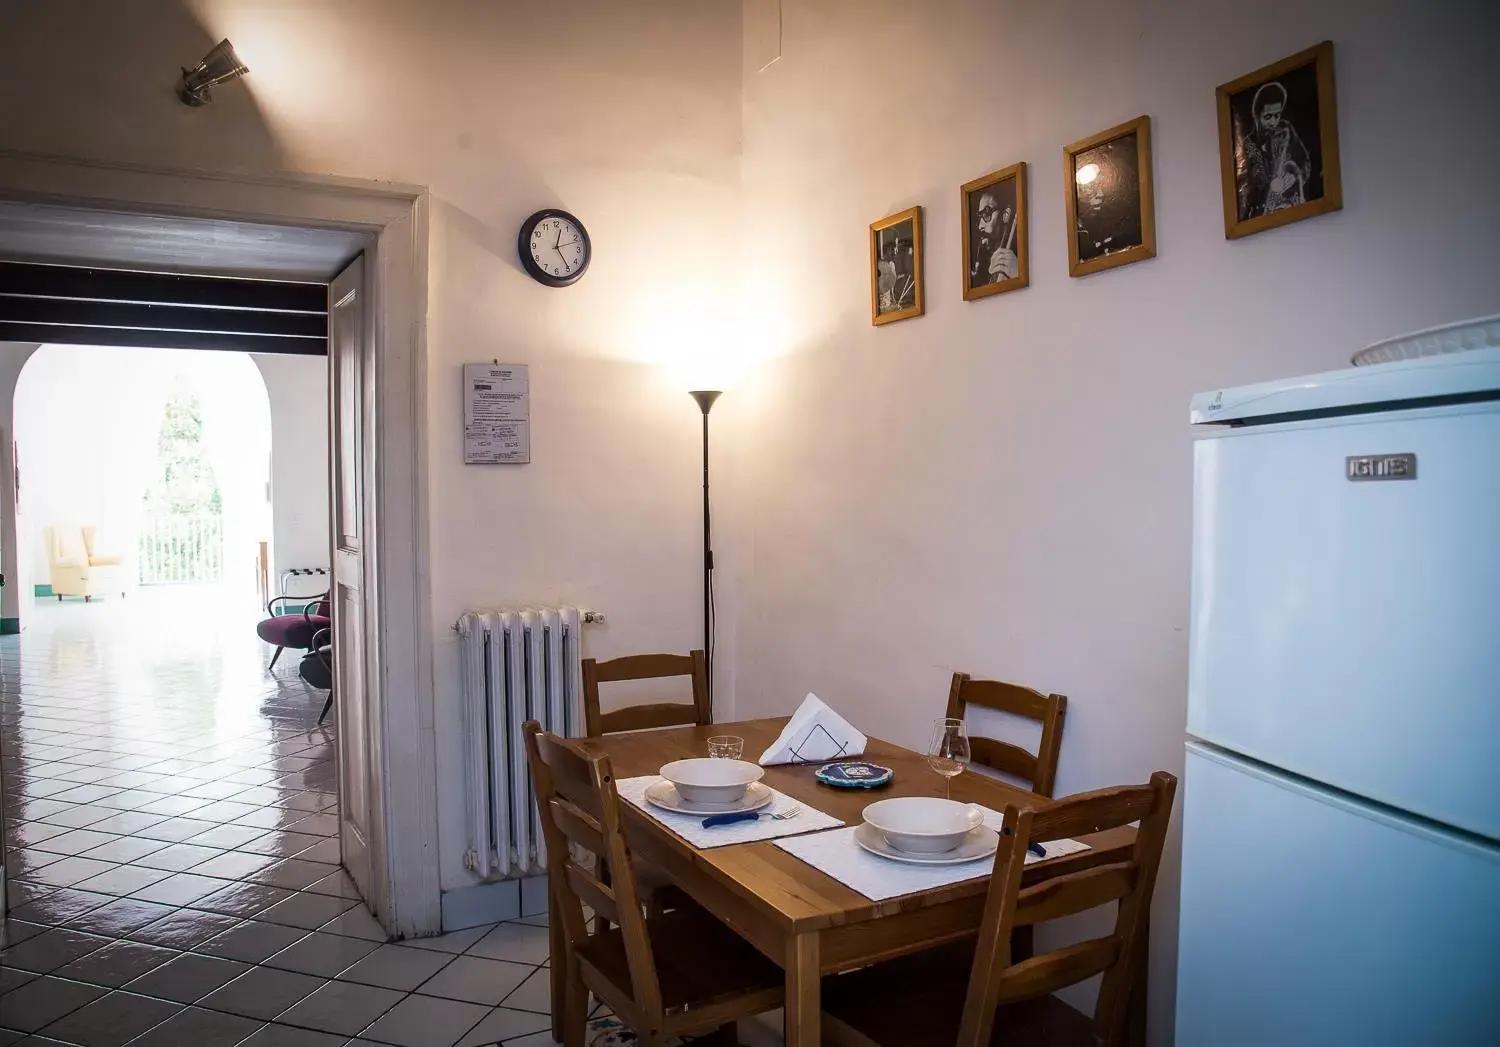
[
  {"x1": 575, "y1": 906, "x2": 782, "y2": 1019},
  {"x1": 257, "y1": 614, "x2": 331, "y2": 648},
  {"x1": 299, "y1": 651, "x2": 332, "y2": 690},
  {"x1": 822, "y1": 942, "x2": 1096, "y2": 1047}
]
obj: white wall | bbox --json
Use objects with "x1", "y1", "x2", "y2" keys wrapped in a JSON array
[
  {"x1": 0, "y1": 0, "x2": 743, "y2": 897},
  {"x1": 730, "y1": 0, "x2": 1500, "y2": 1042},
  {"x1": 253, "y1": 354, "x2": 331, "y2": 596}
]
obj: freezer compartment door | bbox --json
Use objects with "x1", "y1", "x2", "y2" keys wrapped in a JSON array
[
  {"x1": 1188, "y1": 404, "x2": 1500, "y2": 839},
  {"x1": 1177, "y1": 743, "x2": 1500, "y2": 1047}
]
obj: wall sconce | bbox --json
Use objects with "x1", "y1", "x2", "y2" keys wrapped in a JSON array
[{"x1": 177, "y1": 39, "x2": 249, "y2": 106}]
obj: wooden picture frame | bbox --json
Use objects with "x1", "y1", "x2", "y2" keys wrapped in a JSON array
[
  {"x1": 870, "y1": 205, "x2": 924, "y2": 325},
  {"x1": 961, "y1": 162, "x2": 1029, "y2": 301},
  {"x1": 1217, "y1": 41, "x2": 1342, "y2": 239},
  {"x1": 1062, "y1": 115, "x2": 1156, "y2": 278}
]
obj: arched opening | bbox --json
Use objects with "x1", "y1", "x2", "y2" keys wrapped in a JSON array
[{"x1": 14, "y1": 344, "x2": 273, "y2": 624}]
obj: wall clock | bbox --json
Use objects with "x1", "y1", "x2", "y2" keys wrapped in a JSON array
[{"x1": 517, "y1": 208, "x2": 591, "y2": 287}]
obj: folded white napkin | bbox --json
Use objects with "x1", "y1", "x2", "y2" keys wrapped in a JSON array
[{"x1": 759, "y1": 693, "x2": 867, "y2": 765}]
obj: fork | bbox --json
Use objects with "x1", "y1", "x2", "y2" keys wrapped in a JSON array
[{"x1": 702, "y1": 804, "x2": 802, "y2": 828}]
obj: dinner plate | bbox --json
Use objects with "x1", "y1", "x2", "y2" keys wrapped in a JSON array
[
  {"x1": 644, "y1": 779, "x2": 774, "y2": 816},
  {"x1": 854, "y1": 821, "x2": 999, "y2": 865}
]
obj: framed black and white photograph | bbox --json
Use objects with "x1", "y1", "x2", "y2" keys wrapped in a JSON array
[
  {"x1": 1063, "y1": 116, "x2": 1156, "y2": 277},
  {"x1": 961, "y1": 162, "x2": 1029, "y2": 301},
  {"x1": 869, "y1": 206, "x2": 924, "y2": 326},
  {"x1": 1217, "y1": 41, "x2": 1342, "y2": 239}
]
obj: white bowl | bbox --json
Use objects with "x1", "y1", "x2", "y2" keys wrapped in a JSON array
[
  {"x1": 862, "y1": 797, "x2": 986, "y2": 854},
  {"x1": 659, "y1": 758, "x2": 765, "y2": 806}
]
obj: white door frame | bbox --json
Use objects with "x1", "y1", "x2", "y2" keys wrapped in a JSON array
[{"x1": 0, "y1": 149, "x2": 441, "y2": 939}]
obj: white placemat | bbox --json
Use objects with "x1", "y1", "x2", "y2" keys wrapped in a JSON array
[
  {"x1": 773, "y1": 807, "x2": 1090, "y2": 901},
  {"x1": 617, "y1": 775, "x2": 844, "y2": 849}
]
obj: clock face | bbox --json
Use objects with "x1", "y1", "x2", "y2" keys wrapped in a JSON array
[{"x1": 526, "y1": 214, "x2": 588, "y2": 282}]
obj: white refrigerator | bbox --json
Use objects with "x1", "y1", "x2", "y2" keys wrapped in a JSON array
[{"x1": 1177, "y1": 347, "x2": 1500, "y2": 1045}]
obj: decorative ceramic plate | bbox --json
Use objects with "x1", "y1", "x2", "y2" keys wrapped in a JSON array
[
  {"x1": 853, "y1": 821, "x2": 999, "y2": 865},
  {"x1": 815, "y1": 761, "x2": 894, "y2": 789},
  {"x1": 643, "y1": 779, "x2": 774, "y2": 816}
]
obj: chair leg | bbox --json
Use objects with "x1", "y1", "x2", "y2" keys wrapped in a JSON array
[
  {"x1": 268, "y1": 646, "x2": 283, "y2": 670},
  {"x1": 561, "y1": 955, "x2": 588, "y2": 1047},
  {"x1": 318, "y1": 691, "x2": 334, "y2": 724},
  {"x1": 550, "y1": 896, "x2": 566, "y2": 1042}
]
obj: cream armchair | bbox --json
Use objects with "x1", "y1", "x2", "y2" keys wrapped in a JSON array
[{"x1": 47, "y1": 525, "x2": 127, "y2": 601}]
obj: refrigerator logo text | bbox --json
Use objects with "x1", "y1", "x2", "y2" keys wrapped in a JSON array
[{"x1": 1345, "y1": 453, "x2": 1417, "y2": 481}]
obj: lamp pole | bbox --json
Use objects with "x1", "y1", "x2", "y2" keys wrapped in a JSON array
[{"x1": 688, "y1": 390, "x2": 721, "y2": 710}]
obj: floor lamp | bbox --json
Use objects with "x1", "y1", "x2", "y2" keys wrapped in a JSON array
[{"x1": 689, "y1": 389, "x2": 721, "y2": 709}]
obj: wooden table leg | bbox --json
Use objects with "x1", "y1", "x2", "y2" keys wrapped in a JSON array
[{"x1": 784, "y1": 932, "x2": 821, "y2": 1047}]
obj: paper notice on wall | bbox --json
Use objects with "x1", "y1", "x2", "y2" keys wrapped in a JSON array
[{"x1": 464, "y1": 363, "x2": 530, "y2": 464}]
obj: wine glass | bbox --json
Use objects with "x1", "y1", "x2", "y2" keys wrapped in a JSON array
[{"x1": 927, "y1": 717, "x2": 970, "y2": 800}]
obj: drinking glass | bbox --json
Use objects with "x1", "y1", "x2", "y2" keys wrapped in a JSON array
[
  {"x1": 927, "y1": 717, "x2": 970, "y2": 799},
  {"x1": 707, "y1": 735, "x2": 744, "y2": 760}
]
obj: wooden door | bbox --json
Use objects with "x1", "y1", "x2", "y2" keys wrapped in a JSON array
[{"x1": 329, "y1": 255, "x2": 381, "y2": 909}]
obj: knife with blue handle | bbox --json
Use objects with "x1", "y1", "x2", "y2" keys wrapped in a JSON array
[{"x1": 702, "y1": 810, "x2": 769, "y2": 828}]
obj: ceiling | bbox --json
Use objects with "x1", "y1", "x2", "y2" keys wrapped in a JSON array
[{"x1": 0, "y1": 200, "x2": 366, "y2": 281}]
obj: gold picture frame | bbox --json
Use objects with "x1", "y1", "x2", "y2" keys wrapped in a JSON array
[
  {"x1": 1062, "y1": 115, "x2": 1156, "y2": 278},
  {"x1": 1217, "y1": 41, "x2": 1342, "y2": 239},
  {"x1": 870, "y1": 205, "x2": 924, "y2": 326},
  {"x1": 961, "y1": 162, "x2": 1029, "y2": 301}
]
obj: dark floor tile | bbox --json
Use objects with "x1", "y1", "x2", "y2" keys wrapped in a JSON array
[
  {"x1": 189, "y1": 881, "x2": 295, "y2": 919},
  {"x1": 53, "y1": 940, "x2": 180, "y2": 989},
  {"x1": 126, "y1": 909, "x2": 241, "y2": 950},
  {"x1": 0, "y1": 975, "x2": 108, "y2": 1032},
  {"x1": 197, "y1": 966, "x2": 325, "y2": 1020},
  {"x1": 63, "y1": 898, "x2": 177, "y2": 937},
  {"x1": 0, "y1": 927, "x2": 113, "y2": 974},
  {"x1": 272, "y1": 980, "x2": 403, "y2": 1036},
  {"x1": 6, "y1": 889, "x2": 116, "y2": 927},
  {"x1": 193, "y1": 919, "x2": 307, "y2": 963},
  {"x1": 122, "y1": 951, "x2": 251, "y2": 1004},
  {"x1": 36, "y1": 989, "x2": 180, "y2": 1047},
  {"x1": 116, "y1": 1005, "x2": 264, "y2": 1047}
]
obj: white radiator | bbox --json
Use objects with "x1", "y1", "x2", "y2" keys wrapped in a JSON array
[{"x1": 456, "y1": 607, "x2": 585, "y2": 880}]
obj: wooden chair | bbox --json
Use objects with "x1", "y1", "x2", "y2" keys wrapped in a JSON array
[
  {"x1": 523, "y1": 720, "x2": 782, "y2": 1047},
  {"x1": 821, "y1": 771, "x2": 1177, "y2": 1047},
  {"x1": 947, "y1": 672, "x2": 1067, "y2": 798},
  {"x1": 582, "y1": 650, "x2": 710, "y2": 737}
]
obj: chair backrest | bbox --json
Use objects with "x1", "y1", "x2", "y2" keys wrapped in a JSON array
[
  {"x1": 522, "y1": 720, "x2": 665, "y2": 1015},
  {"x1": 581, "y1": 650, "x2": 710, "y2": 737},
  {"x1": 955, "y1": 771, "x2": 1178, "y2": 1047},
  {"x1": 946, "y1": 672, "x2": 1067, "y2": 797},
  {"x1": 47, "y1": 524, "x2": 86, "y2": 567},
  {"x1": 305, "y1": 592, "x2": 332, "y2": 620}
]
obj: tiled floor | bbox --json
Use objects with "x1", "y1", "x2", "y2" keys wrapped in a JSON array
[{"x1": 0, "y1": 591, "x2": 580, "y2": 1046}]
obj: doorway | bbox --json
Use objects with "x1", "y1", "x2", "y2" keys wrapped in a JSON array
[
  {"x1": 15, "y1": 344, "x2": 277, "y2": 615},
  {"x1": 0, "y1": 154, "x2": 439, "y2": 942}
]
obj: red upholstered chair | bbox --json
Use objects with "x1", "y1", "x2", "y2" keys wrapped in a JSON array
[{"x1": 256, "y1": 592, "x2": 331, "y2": 670}]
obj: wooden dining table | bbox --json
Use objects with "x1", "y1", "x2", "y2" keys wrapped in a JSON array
[{"x1": 572, "y1": 716, "x2": 1142, "y2": 1047}]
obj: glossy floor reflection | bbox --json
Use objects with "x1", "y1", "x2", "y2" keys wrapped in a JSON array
[{"x1": 0, "y1": 590, "x2": 566, "y2": 1046}]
